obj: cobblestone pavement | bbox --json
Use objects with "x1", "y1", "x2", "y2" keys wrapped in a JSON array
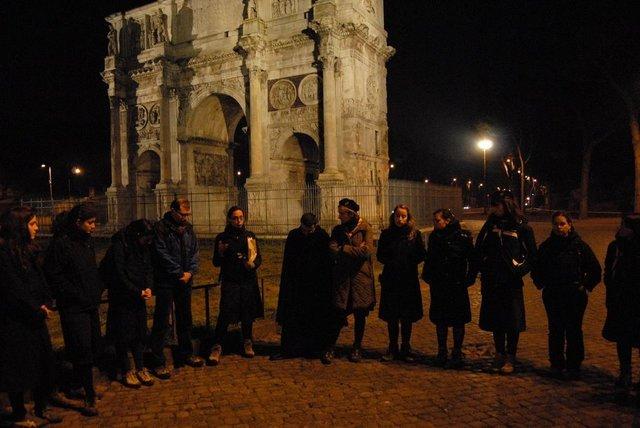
[{"x1": 7, "y1": 219, "x2": 640, "y2": 426}]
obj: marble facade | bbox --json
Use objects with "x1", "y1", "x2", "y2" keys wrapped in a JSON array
[{"x1": 103, "y1": 0, "x2": 394, "y2": 233}]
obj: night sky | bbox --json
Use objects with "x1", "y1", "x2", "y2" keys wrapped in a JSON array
[{"x1": 2, "y1": 1, "x2": 639, "y2": 209}]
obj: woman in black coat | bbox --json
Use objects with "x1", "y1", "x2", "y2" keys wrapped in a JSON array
[
  {"x1": 422, "y1": 209, "x2": 474, "y2": 367},
  {"x1": 275, "y1": 213, "x2": 333, "y2": 359},
  {"x1": 208, "y1": 206, "x2": 262, "y2": 365},
  {"x1": 471, "y1": 191, "x2": 537, "y2": 374},
  {"x1": 103, "y1": 219, "x2": 155, "y2": 388},
  {"x1": 0, "y1": 206, "x2": 61, "y2": 425},
  {"x1": 44, "y1": 203, "x2": 102, "y2": 416},
  {"x1": 602, "y1": 214, "x2": 640, "y2": 395},
  {"x1": 377, "y1": 204, "x2": 426, "y2": 362},
  {"x1": 532, "y1": 211, "x2": 601, "y2": 379}
]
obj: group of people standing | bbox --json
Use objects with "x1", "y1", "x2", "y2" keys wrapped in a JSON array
[{"x1": 1, "y1": 192, "x2": 638, "y2": 424}]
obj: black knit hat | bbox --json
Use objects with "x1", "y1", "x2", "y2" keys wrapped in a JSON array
[
  {"x1": 338, "y1": 198, "x2": 360, "y2": 213},
  {"x1": 490, "y1": 190, "x2": 514, "y2": 206}
]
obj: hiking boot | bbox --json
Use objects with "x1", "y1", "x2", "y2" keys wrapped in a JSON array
[
  {"x1": 152, "y1": 365, "x2": 171, "y2": 380},
  {"x1": 80, "y1": 399, "x2": 99, "y2": 417},
  {"x1": 500, "y1": 355, "x2": 515, "y2": 375},
  {"x1": 207, "y1": 345, "x2": 222, "y2": 365},
  {"x1": 320, "y1": 349, "x2": 334, "y2": 365},
  {"x1": 123, "y1": 370, "x2": 141, "y2": 389},
  {"x1": 243, "y1": 340, "x2": 255, "y2": 358},
  {"x1": 435, "y1": 348, "x2": 448, "y2": 367},
  {"x1": 35, "y1": 408, "x2": 63, "y2": 424},
  {"x1": 136, "y1": 368, "x2": 154, "y2": 386},
  {"x1": 185, "y1": 355, "x2": 205, "y2": 367},
  {"x1": 348, "y1": 346, "x2": 362, "y2": 363}
]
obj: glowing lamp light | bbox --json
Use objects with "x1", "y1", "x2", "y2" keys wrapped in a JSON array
[
  {"x1": 424, "y1": 179, "x2": 429, "y2": 183},
  {"x1": 72, "y1": 167, "x2": 83, "y2": 175},
  {"x1": 41, "y1": 164, "x2": 46, "y2": 168},
  {"x1": 389, "y1": 163, "x2": 395, "y2": 169},
  {"x1": 237, "y1": 170, "x2": 242, "y2": 176},
  {"x1": 477, "y1": 139, "x2": 494, "y2": 151}
]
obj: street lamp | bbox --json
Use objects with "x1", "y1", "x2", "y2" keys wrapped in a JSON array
[
  {"x1": 68, "y1": 166, "x2": 83, "y2": 198},
  {"x1": 477, "y1": 138, "x2": 493, "y2": 213},
  {"x1": 41, "y1": 164, "x2": 54, "y2": 207}
]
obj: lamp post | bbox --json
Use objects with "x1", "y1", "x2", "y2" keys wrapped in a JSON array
[
  {"x1": 68, "y1": 166, "x2": 83, "y2": 198},
  {"x1": 41, "y1": 164, "x2": 54, "y2": 218},
  {"x1": 476, "y1": 139, "x2": 494, "y2": 212}
]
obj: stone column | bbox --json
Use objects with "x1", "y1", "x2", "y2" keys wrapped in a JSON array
[
  {"x1": 248, "y1": 66, "x2": 266, "y2": 179},
  {"x1": 108, "y1": 97, "x2": 122, "y2": 188},
  {"x1": 319, "y1": 54, "x2": 343, "y2": 180},
  {"x1": 118, "y1": 99, "x2": 131, "y2": 187}
]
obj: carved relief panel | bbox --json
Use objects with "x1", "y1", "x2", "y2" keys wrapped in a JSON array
[
  {"x1": 268, "y1": 73, "x2": 321, "y2": 111},
  {"x1": 194, "y1": 151, "x2": 228, "y2": 186},
  {"x1": 272, "y1": 0, "x2": 299, "y2": 18}
]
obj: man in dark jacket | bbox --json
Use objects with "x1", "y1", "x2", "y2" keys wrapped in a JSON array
[
  {"x1": 149, "y1": 198, "x2": 203, "y2": 379},
  {"x1": 324, "y1": 198, "x2": 376, "y2": 364},
  {"x1": 274, "y1": 213, "x2": 333, "y2": 360},
  {"x1": 532, "y1": 211, "x2": 601, "y2": 379}
]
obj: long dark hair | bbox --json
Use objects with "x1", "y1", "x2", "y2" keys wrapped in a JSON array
[
  {"x1": 125, "y1": 219, "x2": 154, "y2": 247},
  {"x1": 0, "y1": 206, "x2": 37, "y2": 270},
  {"x1": 389, "y1": 204, "x2": 417, "y2": 240},
  {"x1": 68, "y1": 203, "x2": 98, "y2": 232},
  {"x1": 551, "y1": 210, "x2": 573, "y2": 231},
  {"x1": 490, "y1": 191, "x2": 524, "y2": 224}
]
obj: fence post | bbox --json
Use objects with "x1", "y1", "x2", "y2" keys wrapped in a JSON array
[{"x1": 204, "y1": 284, "x2": 211, "y2": 329}]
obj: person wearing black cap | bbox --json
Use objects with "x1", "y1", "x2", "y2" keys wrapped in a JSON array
[
  {"x1": 470, "y1": 190, "x2": 537, "y2": 374},
  {"x1": 602, "y1": 214, "x2": 640, "y2": 401},
  {"x1": 324, "y1": 198, "x2": 376, "y2": 363}
]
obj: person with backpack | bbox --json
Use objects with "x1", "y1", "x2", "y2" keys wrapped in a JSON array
[
  {"x1": 470, "y1": 191, "x2": 537, "y2": 374},
  {"x1": 44, "y1": 203, "x2": 102, "y2": 416},
  {"x1": 532, "y1": 211, "x2": 601, "y2": 380},
  {"x1": 102, "y1": 219, "x2": 155, "y2": 388},
  {"x1": 602, "y1": 214, "x2": 640, "y2": 400}
]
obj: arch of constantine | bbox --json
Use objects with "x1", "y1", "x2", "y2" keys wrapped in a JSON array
[{"x1": 103, "y1": 0, "x2": 395, "y2": 234}]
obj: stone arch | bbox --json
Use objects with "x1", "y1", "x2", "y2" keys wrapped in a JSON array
[{"x1": 136, "y1": 150, "x2": 161, "y2": 190}]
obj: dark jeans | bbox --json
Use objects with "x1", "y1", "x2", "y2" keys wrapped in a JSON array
[
  {"x1": 116, "y1": 341, "x2": 144, "y2": 372},
  {"x1": 9, "y1": 388, "x2": 47, "y2": 418},
  {"x1": 493, "y1": 331, "x2": 520, "y2": 357},
  {"x1": 543, "y1": 288, "x2": 588, "y2": 370},
  {"x1": 150, "y1": 285, "x2": 194, "y2": 366},
  {"x1": 214, "y1": 318, "x2": 253, "y2": 345},
  {"x1": 327, "y1": 310, "x2": 368, "y2": 349}
]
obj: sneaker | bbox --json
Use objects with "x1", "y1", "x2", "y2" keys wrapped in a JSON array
[
  {"x1": 492, "y1": 353, "x2": 506, "y2": 370},
  {"x1": 80, "y1": 399, "x2": 99, "y2": 417},
  {"x1": 243, "y1": 340, "x2": 255, "y2": 358},
  {"x1": 152, "y1": 365, "x2": 171, "y2": 380},
  {"x1": 348, "y1": 346, "x2": 362, "y2": 363},
  {"x1": 11, "y1": 416, "x2": 37, "y2": 428},
  {"x1": 381, "y1": 347, "x2": 398, "y2": 362},
  {"x1": 35, "y1": 408, "x2": 63, "y2": 424},
  {"x1": 320, "y1": 349, "x2": 334, "y2": 365},
  {"x1": 500, "y1": 355, "x2": 515, "y2": 375},
  {"x1": 136, "y1": 368, "x2": 154, "y2": 386},
  {"x1": 123, "y1": 370, "x2": 141, "y2": 389},
  {"x1": 435, "y1": 349, "x2": 448, "y2": 367},
  {"x1": 185, "y1": 355, "x2": 205, "y2": 367},
  {"x1": 207, "y1": 345, "x2": 222, "y2": 366}
]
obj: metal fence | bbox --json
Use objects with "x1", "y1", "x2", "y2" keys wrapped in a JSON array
[{"x1": 22, "y1": 180, "x2": 461, "y2": 237}]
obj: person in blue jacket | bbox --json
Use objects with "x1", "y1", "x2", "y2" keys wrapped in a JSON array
[{"x1": 149, "y1": 198, "x2": 203, "y2": 379}]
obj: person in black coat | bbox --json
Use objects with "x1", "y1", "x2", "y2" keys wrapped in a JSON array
[
  {"x1": 0, "y1": 206, "x2": 62, "y2": 425},
  {"x1": 208, "y1": 206, "x2": 263, "y2": 365},
  {"x1": 44, "y1": 203, "x2": 102, "y2": 416},
  {"x1": 602, "y1": 214, "x2": 640, "y2": 396},
  {"x1": 470, "y1": 191, "x2": 537, "y2": 375},
  {"x1": 422, "y1": 209, "x2": 475, "y2": 367},
  {"x1": 149, "y1": 198, "x2": 203, "y2": 378},
  {"x1": 274, "y1": 213, "x2": 333, "y2": 360},
  {"x1": 532, "y1": 211, "x2": 601, "y2": 379},
  {"x1": 103, "y1": 219, "x2": 155, "y2": 388},
  {"x1": 377, "y1": 204, "x2": 426, "y2": 362}
]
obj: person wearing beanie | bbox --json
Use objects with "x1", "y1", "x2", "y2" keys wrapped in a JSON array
[{"x1": 323, "y1": 198, "x2": 376, "y2": 364}]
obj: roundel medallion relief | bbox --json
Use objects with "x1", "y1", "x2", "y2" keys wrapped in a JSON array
[
  {"x1": 269, "y1": 79, "x2": 297, "y2": 110},
  {"x1": 149, "y1": 104, "x2": 161, "y2": 126},
  {"x1": 298, "y1": 74, "x2": 320, "y2": 106},
  {"x1": 135, "y1": 105, "x2": 148, "y2": 130}
]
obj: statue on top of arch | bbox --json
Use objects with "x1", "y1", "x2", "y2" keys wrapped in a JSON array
[{"x1": 151, "y1": 9, "x2": 167, "y2": 44}]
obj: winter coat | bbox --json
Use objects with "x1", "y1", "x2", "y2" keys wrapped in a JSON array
[
  {"x1": 422, "y1": 220, "x2": 474, "y2": 325},
  {"x1": 212, "y1": 225, "x2": 263, "y2": 323},
  {"x1": 532, "y1": 231, "x2": 601, "y2": 296},
  {"x1": 377, "y1": 225, "x2": 426, "y2": 322},
  {"x1": 0, "y1": 244, "x2": 55, "y2": 393},
  {"x1": 104, "y1": 231, "x2": 153, "y2": 345},
  {"x1": 277, "y1": 226, "x2": 333, "y2": 326},
  {"x1": 474, "y1": 215, "x2": 537, "y2": 332},
  {"x1": 330, "y1": 217, "x2": 376, "y2": 313},
  {"x1": 153, "y1": 212, "x2": 199, "y2": 289},
  {"x1": 602, "y1": 228, "x2": 640, "y2": 346},
  {"x1": 44, "y1": 230, "x2": 103, "y2": 313}
]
